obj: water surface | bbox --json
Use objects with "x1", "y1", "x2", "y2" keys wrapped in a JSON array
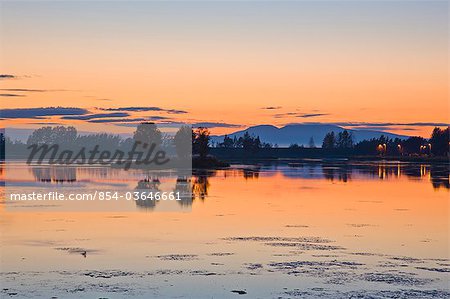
[{"x1": 1, "y1": 161, "x2": 449, "y2": 298}]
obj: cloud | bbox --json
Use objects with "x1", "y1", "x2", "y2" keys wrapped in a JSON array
[
  {"x1": 85, "y1": 116, "x2": 171, "y2": 123},
  {"x1": 109, "y1": 120, "x2": 239, "y2": 129},
  {"x1": 148, "y1": 116, "x2": 170, "y2": 120},
  {"x1": 0, "y1": 74, "x2": 16, "y2": 80},
  {"x1": 100, "y1": 106, "x2": 188, "y2": 114},
  {"x1": 261, "y1": 106, "x2": 282, "y2": 110},
  {"x1": 166, "y1": 109, "x2": 188, "y2": 114},
  {"x1": 102, "y1": 107, "x2": 163, "y2": 112},
  {"x1": 282, "y1": 121, "x2": 448, "y2": 134},
  {"x1": 115, "y1": 121, "x2": 189, "y2": 128},
  {"x1": 354, "y1": 126, "x2": 418, "y2": 131},
  {"x1": 61, "y1": 112, "x2": 129, "y2": 120},
  {"x1": 27, "y1": 122, "x2": 64, "y2": 125},
  {"x1": 1, "y1": 107, "x2": 89, "y2": 119},
  {"x1": 0, "y1": 93, "x2": 25, "y2": 97},
  {"x1": 298, "y1": 113, "x2": 329, "y2": 118},
  {"x1": 191, "y1": 122, "x2": 242, "y2": 128},
  {"x1": 274, "y1": 111, "x2": 329, "y2": 118},
  {"x1": 0, "y1": 88, "x2": 72, "y2": 93},
  {"x1": 274, "y1": 112, "x2": 299, "y2": 118},
  {"x1": 0, "y1": 88, "x2": 46, "y2": 92},
  {"x1": 87, "y1": 118, "x2": 144, "y2": 123},
  {"x1": 398, "y1": 128, "x2": 417, "y2": 131}
]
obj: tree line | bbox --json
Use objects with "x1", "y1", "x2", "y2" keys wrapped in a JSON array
[
  {"x1": 1, "y1": 123, "x2": 194, "y2": 160},
  {"x1": 216, "y1": 132, "x2": 274, "y2": 150},
  {"x1": 1, "y1": 125, "x2": 448, "y2": 160},
  {"x1": 321, "y1": 127, "x2": 449, "y2": 156}
]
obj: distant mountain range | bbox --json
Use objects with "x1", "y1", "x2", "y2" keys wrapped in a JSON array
[
  {"x1": 6, "y1": 124, "x2": 409, "y2": 147},
  {"x1": 211, "y1": 124, "x2": 408, "y2": 147}
]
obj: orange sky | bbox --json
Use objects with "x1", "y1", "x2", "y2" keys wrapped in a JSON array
[{"x1": 0, "y1": 1, "x2": 448, "y2": 137}]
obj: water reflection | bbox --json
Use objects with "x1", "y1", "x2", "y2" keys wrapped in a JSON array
[
  {"x1": 242, "y1": 167, "x2": 260, "y2": 179},
  {"x1": 134, "y1": 178, "x2": 160, "y2": 209},
  {"x1": 2, "y1": 161, "x2": 448, "y2": 297},
  {"x1": 192, "y1": 174, "x2": 210, "y2": 201},
  {"x1": 322, "y1": 164, "x2": 351, "y2": 182},
  {"x1": 430, "y1": 164, "x2": 450, "y2": 189},
  {"x1": 31, "y1": 167, "x2": 77, "y2": 183},
  {"x1": 4, "y1": 162, "x2": 448, "y2": 197},
  {"x1": 283, "y1": 162, "x2": 449, "y2": 189},
  {"x1": 131, "y1": 173, "x2": 211, "y2": 209},
  {"x1": 175, "y1": 177, "x2": 193, "y2": 206}
]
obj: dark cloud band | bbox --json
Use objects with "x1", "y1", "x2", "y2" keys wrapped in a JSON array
[
  {"x1": 191, "y1": 122, "x2": 242, "y2": 128},
  {"x1": 0, "y1": 74, "x2": 16, "y2": 80},
  {"x1": 100, "y1": 106, "x2": 188, "y2": 114},
  {"x1": 62, "y1": 112, "x2": 129, "y2": 120},
  {"x1": 0, "y1": 93, "x2": 25, "y2": 97},
  {"x1": 1, "y1": 107, "x2": 89, "y2": 119}
]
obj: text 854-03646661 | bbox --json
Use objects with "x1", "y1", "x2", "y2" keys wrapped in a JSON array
[{"x1": 8, "y1": 191, "x2": 182, "y2": 201}]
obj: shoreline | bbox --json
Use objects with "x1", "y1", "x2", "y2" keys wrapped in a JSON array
[{"x1": 1, "y1": 155, "x2": 449, "y2": 166}]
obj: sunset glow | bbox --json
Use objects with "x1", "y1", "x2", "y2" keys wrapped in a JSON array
[{"x1": 1, "y1": 1, "x2": 448, "y2": 136}]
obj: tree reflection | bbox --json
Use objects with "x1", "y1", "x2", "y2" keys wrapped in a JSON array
[
  {"x1": 319, "y1": 162, "x2": 449, "y2": 189},
  {"x1": 243, "y1": 167, "x2": 260, "y2": 179},
  {"x1": 322, "y1": 164, "x2": 351, "y2": 182},
  {"x1": 31, "y1": 166, "x2": 76, "y2": 183},
  {"x1": 192, "y1": 175, "x2": 209, "y2": 201},
  {"x1": 175, "y1": 176, "x2": 194, "y2": 206},
  {"x1": 173, "y1": 173, "x2": 211, "y2": 206},
  {"x1": 25, "y1": 161, "x2": 448, "y2": 205},
  {"x1": 134, "y1": 177, "x2": 160, "y2": 209},
  {"x1": 430, "y1": 164, "x2": 450, "y2": 189}
]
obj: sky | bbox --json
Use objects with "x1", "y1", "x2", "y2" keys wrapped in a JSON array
[{"x1": 0, "y1": 0, "x2": 448, "y2": 137}]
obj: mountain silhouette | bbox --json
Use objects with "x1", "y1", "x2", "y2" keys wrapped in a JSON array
[{"x1": 211, "y1": 124, "x2": 407, "y2": 147}]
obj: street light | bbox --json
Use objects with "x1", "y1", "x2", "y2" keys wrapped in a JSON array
[{"x1": 377, "y1": 144, "x2": 387, "y2": 156}]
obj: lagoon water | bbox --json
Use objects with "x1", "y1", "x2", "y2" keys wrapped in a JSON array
[{"x1": 1, "y1": 161, "x2": 449, "y2": 298}]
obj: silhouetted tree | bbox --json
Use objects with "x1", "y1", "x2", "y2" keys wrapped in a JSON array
[
  {"x1": 27, "y1": 126, "x2": 77, "y2": 145},
  {"x1": 193, "y1": 127, "x2": 210, "y2": 159},
  {"x1": 402, "y1": 136, "x2": 426, "y2": 155},
  {"x1": 133, "y1": 122, "x2": 162, "y2": 147},
  {"x1": 233, "y1": 136, "x2": 239, "y2": 148},
  {"x1": 354, "y1": 135, "x2": 396, "y2": 155},
  {"x1": 220, "y1": 135, "x2": 234, "y2": 148},
  {"x1": 322, "y1": 132, "x2": 336, "y2": 149},
  {"x1": 76, "y1": 133, "x2": 121, "y2": 149},
  {"x1": 174, "y1": 126, "x2": 192, "y2": 159},
  {"x1": 429, "y1": 127, "x2": 449, "y2": 156},
  {"x1": 354, "y1": 138, "x2": 378, "y2": 155},
  {"x1": 336, "y1": 130, "x2": 353, "y2": 149},
  {"x1": 241, "y1": 132, "x2": 252, "y2": 151},
  {"x1": 263, "y1": 142, "x2": 273, "y2": 149},
  {"x1": 241, "y1": 132, "x2": 262, "y2": 153},
  {"x1": 254, "y1": 136, "x2": 262, "y2": 149},
  {"x1": 309, "y1": 137, "x2": 316, "y2": 148}
]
